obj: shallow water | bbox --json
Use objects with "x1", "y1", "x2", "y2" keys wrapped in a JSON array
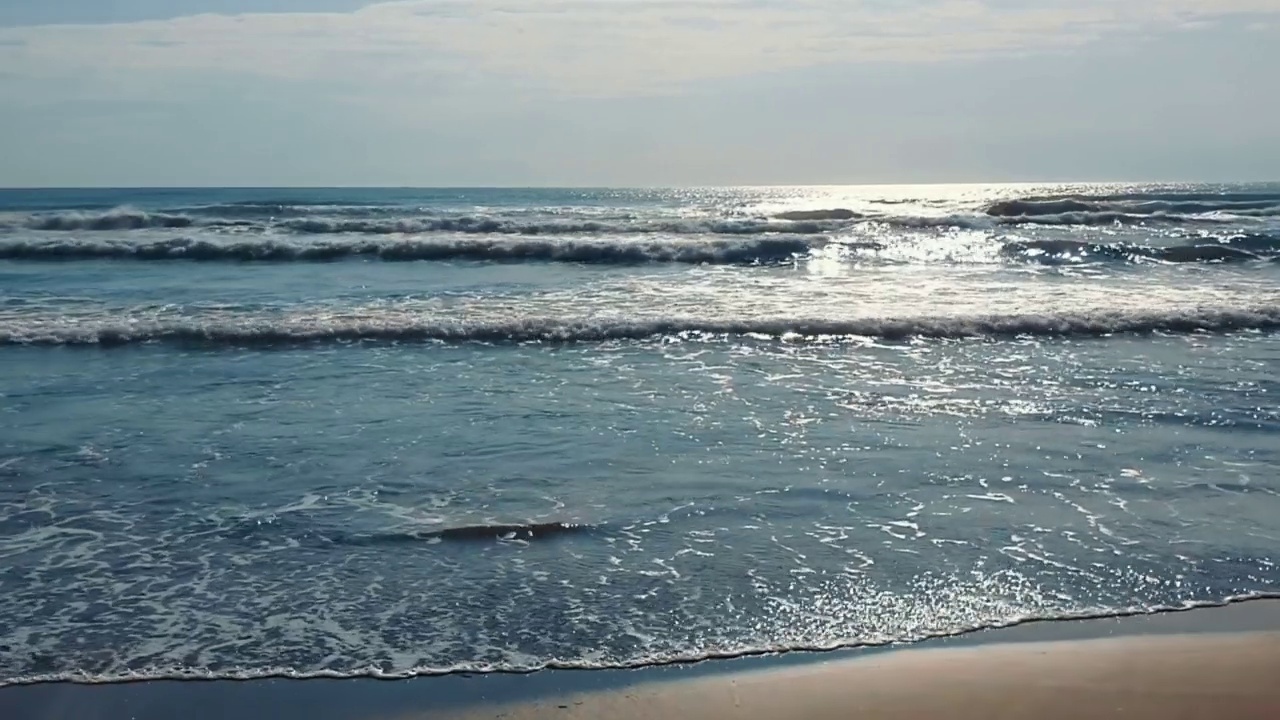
[{"x1": 1, "y1": 183, "x2": 1278, "y2": 683}]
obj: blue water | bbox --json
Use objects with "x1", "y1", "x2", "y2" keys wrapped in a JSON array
[{"x1": 1, "y1": 183, "x2": 1278, "y2": 684}]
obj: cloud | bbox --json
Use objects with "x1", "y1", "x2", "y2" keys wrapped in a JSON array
[{"x1": 1, "y1": 0, "x2": 1278, "y2": 97}]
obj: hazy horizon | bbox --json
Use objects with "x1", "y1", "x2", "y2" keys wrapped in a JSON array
[{"x1": 2, "y1": 0, "x2": 1278, "y2": 187}]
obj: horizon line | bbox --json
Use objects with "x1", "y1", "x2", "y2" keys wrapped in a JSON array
[{"x1": 1, "y1": 179, "x2": 1276, "y2": 191}]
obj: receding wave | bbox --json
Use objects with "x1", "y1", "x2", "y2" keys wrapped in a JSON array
[
  {"x1": 3, "y1": 594, "x2": 1275, "y2": 686},
  {"x1": 0, "y1": 236, "x2": 819, "y2": 265},
  {"x1": 1000, "y1": 239, "x2": 1271, "y2": 264},
  {"x1": 4, "y1": 306, "x2": 1278, "y2": 347}
]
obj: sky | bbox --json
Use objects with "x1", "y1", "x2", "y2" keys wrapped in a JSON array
[{"x1": 0, "y1": 0, "x2": 1277, "y2": 187}]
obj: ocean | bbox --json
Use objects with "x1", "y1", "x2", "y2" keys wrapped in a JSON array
[{"x1": 0, "y1": 183, "x2": 1277, "y2": 685}]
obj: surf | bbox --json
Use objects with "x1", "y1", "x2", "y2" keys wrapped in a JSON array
[
  {"x1": 0, "y1": 235, "x2": 821, "y2": 265},
  {"x1": 4, "y1": 306, "x2": 1279, "y2": 347}
]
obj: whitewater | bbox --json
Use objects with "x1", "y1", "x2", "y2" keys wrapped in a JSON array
[{"x1": 0, "y1": 183, "x2": 1277, "y2": 687}]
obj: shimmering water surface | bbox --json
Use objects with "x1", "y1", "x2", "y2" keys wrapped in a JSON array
[{"x1": 1, "y1": 184, "x2": 1278, "y2": 684}]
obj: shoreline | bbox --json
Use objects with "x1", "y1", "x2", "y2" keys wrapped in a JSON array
[
  {"x1": 449, "y1": 630, "x2": 1280, "y2": 720},
  {"x1": 2, "y1": 598, "x2": 1278, "y2": 720}
]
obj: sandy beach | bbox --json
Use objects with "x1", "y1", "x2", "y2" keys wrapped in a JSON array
[{"x1": 443, "y1": 629, "x2": 1280, "y2": 720}]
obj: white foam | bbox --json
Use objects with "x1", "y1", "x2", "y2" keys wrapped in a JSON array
[{"x1": 2, "y1": 306, "x2": 1277, "y2": 347}]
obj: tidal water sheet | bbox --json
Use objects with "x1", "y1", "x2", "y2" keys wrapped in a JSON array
[{"x1": 0, "y1": 183, "x2": 1278, "y2": 685}]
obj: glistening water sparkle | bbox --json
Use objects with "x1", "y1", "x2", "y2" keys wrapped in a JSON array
[{"x1": 1, "y1": 183, "x2": 1278, "y2": 684}]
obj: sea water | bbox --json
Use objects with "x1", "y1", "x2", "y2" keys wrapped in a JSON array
[{"x1": 0, "y1": 183, "x2": 1277, "y2": 683}]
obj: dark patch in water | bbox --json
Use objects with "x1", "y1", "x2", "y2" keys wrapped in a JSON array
[
  {"x1": 1157, "y1": 244, "x2": 1258, "y2": 263},
  {"x1": 773, "y1": 208, "x2": 860, "y2": 221},
  {"x1": 1001, "y1": 239, "x2": 1263, "y2": 264},
  {"x1": 400, "y1": 521, "x2": 597, "y2": 542}
]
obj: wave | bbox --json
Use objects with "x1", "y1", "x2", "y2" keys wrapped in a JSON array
[
  {"x1": 4, "y1": 209, "x2": 845, "y2": 236},
  {"x1": 8, "y1": 201, "x2": 1270, "y2": 238},
  {"x1": 1087, "y1": 191, "x2": 1280, "y2": 202},
  {"x1": 341, "y1": 521, "x2": 598, "y2": 544},
  {"x1": 4, "y1": 307, "x2": 1278, "y2": 347},
  {"x1": 988, "y1": 199, "x2": 1280, "y2": 218},
  {"x1": 5, "y1": 233, "x2": 1275, "y2": 268},
  {"x1": 995, "y1": 211, "x2": 1237, "y2": 227},
  {"x1": 0, "y1": 236, "x2": 819, "y2": 265},
  {"x1": 15, "y1": 208, "x2": 208, "y2": 231},
  {"x1": 276, "y1": 217, "x2": 842, "y2": 236},
  {"x1": 864, "y1": 211, "x2": 1239, "y2": 230},
  {"x1": 172, "y1": 203, "x2": 408, "y2": 219},
  {"x1": 1214, "y1": 233, "x2": 1280, "y2": 253},
  {"x1": 3, "y1": 594, "x2": 1275, "y2": 686},
  {"x1": 985, "y1": 193, "x2": 1280, "y2": 219},
  {"x1": 1000, "y1": 239, "x2": 1271, "y2": 264}
]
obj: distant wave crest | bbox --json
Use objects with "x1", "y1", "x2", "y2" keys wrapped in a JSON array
[
  {"x1": 876, "y1": 211, "x2": 1243, "y2": 229},
  {"x1": 4, "y1": 307, "x2": 1278, "y2": 347},
  {"x1": 985, "y1": 192, "x2": 1280, "y2": 220},
  {"x1": 8, "y1": 190, "x2": 1277, "y2": 238}
]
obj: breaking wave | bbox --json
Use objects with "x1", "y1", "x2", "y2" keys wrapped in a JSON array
[
  {"x1": 4, "y1": 307, "x2": 1278, "y2": 347},
  {"x1": 5, "y1": 233, "x2": 1276, "y2": 268},
  {"x1": 4, "y1": 594, "x2": 1277, "y2": 686},
  {"x1": 0, "y1": 236, "x2": 819, "y2": 265},
  {"x1": 14, "y1": 208, "x2": 229, "y2": 231},
  {"x1": 3, "y1": 209, "x2": 845, "y2": 236}
]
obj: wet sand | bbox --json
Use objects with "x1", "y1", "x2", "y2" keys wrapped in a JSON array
[
  {"x1": 3, "y1": 600, "x2": 1279, "y2": 720},
  {"x1": 445, "y1": 630, "x2": 1280, "y2": 720}
]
